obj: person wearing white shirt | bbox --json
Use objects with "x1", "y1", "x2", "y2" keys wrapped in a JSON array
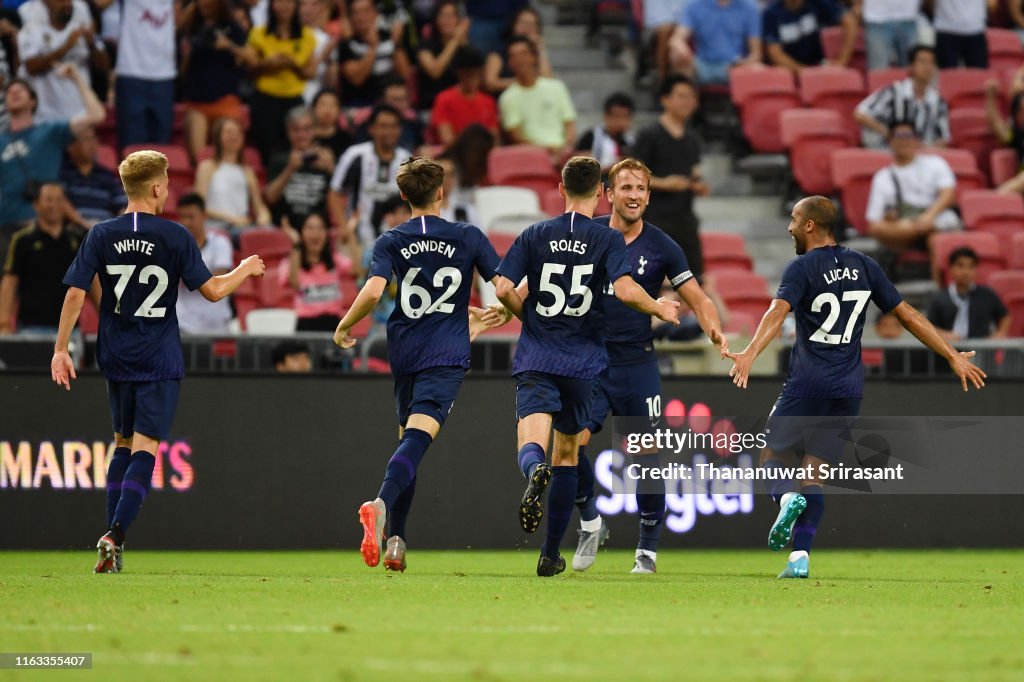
[
  {"x1": 862, "y1": 0, "x2": 922, "y2": 69},
  {"x1": 933, "y1": 0, "x2": 995, "y2": 69},
  {"x1": 114, "y1": 0, "x2": 177, "y2": 148},
  {"x1": 175, "y1": 192, "x2": 235, "y2": 334},
  {"x1": 866, "y1": 121, "x2": 959, "y2": 258}
]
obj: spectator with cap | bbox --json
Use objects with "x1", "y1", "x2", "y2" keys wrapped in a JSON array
[
  {"x1": 60, "y1": 125, "x2": 127, "y2": 227},
  {"x1": 927, "y1": 247, "x2": 1010, "y2": 340}
]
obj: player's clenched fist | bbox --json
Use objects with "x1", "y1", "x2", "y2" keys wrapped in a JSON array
[
  {"x1": 242, "y1": 255, "x2": 266, "y2": 277},
  {"x1": 333, "y1": 325, "x2": 356, "y2": 349}
]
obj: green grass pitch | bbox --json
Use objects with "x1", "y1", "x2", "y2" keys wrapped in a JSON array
[{"x1": 2, "y1": 549, "x2": 1022, "y2": 681}]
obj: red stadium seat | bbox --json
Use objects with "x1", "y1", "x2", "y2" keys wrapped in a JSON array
[
  {"x1": 96, "y1": 144, "x2": 118, "y2": 171},
  {"x1": 922, "y1": 147, "x2": 986, "y2": 199},
  {"x1": 1012, "y1": 232, "x2": 1024, "y2": 269},
  {"x1": 1005, "y1": 292, "x2": 1024, "y2": 336},
  {"x1": 830, "y1": 148, "x2": 892, "y2": 235},
  {"x1": 959, "y1": 189, "x2": 1024, "y2": 237},
  {"x1": 541, "y1": 188, "x2": 563, "y2": 217},
  {"x1": 987, "y1": 29, "x2": 1024, "y2": 74},
  {"x1": 239, "y1": 227, "x2": 292, "y2": 262},
  {"x1": 988, "y1": 270, "x2": 1024, "y2": 304},
  {"x1": 931, "y1": 232, "x2": 1005, "y2": 285},
  {"x1": 949, "y1": 108, "x2": 1000, "y2": 183},
  {"x1": 122, "y1": 143, "x2": 194, "y2": 188},
  {"x1": 867, "y1": 67, "x2": 907, "y2": 93},
  {"x1": 821, "y1": 26, "x2": 866, "y2": 73},
  {"x1": 990, "y1": 147, "x2": 1021, "y2": 187},
  {"x1": 487, "y1": 145, "x2": 559, "y2": 194},
  {"x1": 709, "y1": 270, "x2": 773, "y2": 320},
  {"x1": 798, "y1": 66, "x2": 865, "y2": 144},
  {"x1": 940, "y1": 69, "x2": 1003, "y2": 112},
  {"x1": 702, "y1": 232, "x2": 753, "y2": 272},
  {"x1": 488, "y1": 231, "x2": 517, "y2": 257},
  {"x1": 780, "y1": 109, "x2": 849, "y2": 195},
  {"x1": 729, "y1": 66, "x2": 801, "y2": 153}
]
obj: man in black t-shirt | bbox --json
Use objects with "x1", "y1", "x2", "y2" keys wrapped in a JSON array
[
  {"x1": 264, "y1": 106, "x2": 335, "y2": 227},
  {"x1": 0, "y1": 182, "x2": 91, "y2": 334},
  {"x1": 633, "y1": 74, "x2": 710, "y2": 277},
  {"x1": 335, "y1": 0, "x2": 411, "y2": 107},
  {"x1": 927, "y1": 247, "x2": 1010, "y2": 340}
]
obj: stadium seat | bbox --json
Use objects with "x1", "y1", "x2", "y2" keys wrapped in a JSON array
[
  {"x1": 729, "y1": 66, "x2": 801, "y2": 153},
  {"x1": 866, "y1": 67, "x2": 907, "y2": 93},
  {"x1": 830, "y1": 148, "x2": 892, "y2": 235},
  {"x1": 1011, "y1": 232, "x2": 1024, "y2": 269},
  {"x1": 701, "y1": 232, "x2": 754, "y2": 272},
  {"x1": 487, "y1": 231, "x2": 517, "y2": 257},
  {"x1": 474, "y1": 186, "x2": 541, "y2": 232},
  {"x1": 987, "y1": 29, "x2": 1024, "y2": 74},
  {"x1": 122, "y1": 143, "x2": 193, "y2": 188},
  {"x1": 723, "y1": 310, "x2": 756, "y2": 336},
  {"x1": 798, "y1": 66, "x2": 865, "y2": 144},
  {"x1": 939, "y1": 69, "x2": 1002, "y2": 112},
  {"x1": 949, "y1": 109, "x2": 1000, "y2": 183},
  {"x1": 988, "y1": 270, "x2": 1024, "y2": 305},
  {"x1": 245, "y1": 308, "x2": 297, "y2": 335},
  {"x1": 96, "y1": 144, "x2": 118, "y2": 171},
  {"x1": 821, "y1": 26, "x2": 866, "y2": 72},
  {"x1": 1005, "y1": 292, "x2": 1024, "y2": 336},
  {"x1": 931, "y1": 232, "x2": 1005, "y2": 285},
  {"x1": 990, "y1": 147, "x2": 1020, "y2": 187},
  {"x1": 780, "y1": 109, "x2": 849, "y2": 195},
  {"x1": 239, "y1": 227, "x2": 293, "y2": 262},
  {"x1": 923, "y1": 147, "x2": 986, "y2": 199},
  {"x1": 708, "y1": 270, "x2": 773, "y2": 320},
  {"x1": 487, "y1": 145, "x2": 559, "y2": 194},
  {"x1": 959, "y1": 190, "x2": 1024, "y2": 237}
]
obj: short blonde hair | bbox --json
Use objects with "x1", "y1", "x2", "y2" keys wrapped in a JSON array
[
  {"x1": 119, "y1": 150, "x2": 169, "y2": 199},
  {"x1": 607, "y1": 158, "x2": 652, "y2": 189}
]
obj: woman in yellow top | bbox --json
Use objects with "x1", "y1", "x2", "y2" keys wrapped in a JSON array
[{"x1": 242, "y1": 0, "x2": 317, "y2": 164}]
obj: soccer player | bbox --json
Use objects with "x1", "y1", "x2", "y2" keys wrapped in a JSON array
[
  {"x1": 725, "y1": 196, "x2": 986, "y2": 579},
  {"x1": 492, "y1": 156, "x2": 681, "y2": 577},
  {"x1": 51, "y1": 150, "x2": 267, "y2": 573},
  {"x1": 573, "y1": 158, "x2": 727, "y2": 575},
  {"x1": 335, "y1": 157, "x2": 501, "y2": 572}
]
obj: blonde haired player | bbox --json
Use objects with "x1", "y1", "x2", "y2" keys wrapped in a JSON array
[{"x1": 52, "y1": 150, "x2": 266, "y2": 573}]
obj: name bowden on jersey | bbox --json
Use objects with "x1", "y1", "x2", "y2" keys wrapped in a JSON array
[
  {"x1": 114, "y1": 238, "x2": 156, "y2": 255},
  {"x1": 400, "y1": 240, "x2": 456, "y2": 259},
  {"x1": 824, "y1": 267, "x2": 860, "y2": 285},
  {"x1": 549, "y1": 239, "x2": 587, "y2": 255}
]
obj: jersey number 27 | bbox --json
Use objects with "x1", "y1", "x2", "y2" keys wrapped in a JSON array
[{"x1": 809, "y1": 290, "x2": 870, "y2": 344}]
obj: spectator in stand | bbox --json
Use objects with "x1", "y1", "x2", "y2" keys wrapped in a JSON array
[
  {"x1": 633, "y1": 74, "x2": 710, "y2": 277},
  {"x1": 0, "y1": 66, "x2": 104, "y2": 259},
  {"x1": 932, "y1": 0, "x2": 993, "y2": 69},
  {"x1": 437, "y1": 155, "x2": 479, "y2": 225},
  {"x1": 0, "y1": 182, "x2": 92, "y2": 335},
  {"x1": 311, "y1": 87, "x2": 352, "y2": 160},
  {"x1": 465, "y1": 0, "x2": 525, "y2": 55},
  {"x1": 299, "y1": 0, "x2": 338, "y2": 104},
  {"x1": 498, "y1": 36, "x2": 576, "y2": 161},
  {"x1": 762, "y1": 0, "x2": 858, "y2": 74},
  {"x1": 354, "y1": 74, "x2": 422, "y2": 151},
  {"x1": 668, "y1": 0, "x2": 762, "y2": 85},
  {"x1": 985, "y1": 76, "x2": 1024, "y2": 194},
  {"x1": 644, "y1": 0, "x2": 686, "y2": 85},
  {"x1": 866, "y1": 121, "x2": 959, "y2": 260},
  {"x1": 280, "y1": 211, "x2": 353, "y2": 331},
  {"x1": 194, "y1": 117, "x2": 272, "y2": 233},
  {"x1": 927, "y1": 247, "x2": 1010, "y2": 340},
  {"x1": 114, "y1": 0, "x2": 178, "y2": 149},
  {"x1": 60, "y1": 125, "x2": 126, "y2": 227},
  {"x1": 362, "y1": 193, "x2": 404, "y2": 327},
  {"x1": 446, "y1": 122, "x2": 493, "y2": 188},
  {"x1": 329, "y1": 103, "x2": 411, "y2": 246},
  {"x1": 175, "y1": 192, "x2": 235, "y2": 334},
  {"x1": 484, "y1": 6, "x2": 552, "y2": 94},
  {"x1": 272, "y1": 340, "x2": 313, "y2": 371},
  {"x1": 862, "y1": 0, "x2": 921, "y2": 70},
  {"x1": 17, "y1": 0, "x2": 108, "y2": 123},
  {"x1": 179, "y1": 0, "x2": 248, "y2": 163},
  {"x1": 416, "y1": 0, "x2": 467, "y2": 111},
  {"x1": 576, "y1": 92, "x2": 635, "y2": 172},
  {"x1": 431, "y1": 45, "x2": 497, "y2": 147},
  {"x1": 243, "y1": 0, "x2": 317, "y2": 164},
  {"x1": 855, "y1": 45, "x2": 949, "y2": 150},
  {"x1": 265, "y1": 105, "x2": 335, "y2": 230},
  {"x1": 333, "y1": 0, "x2": 410, "y2": 107}
]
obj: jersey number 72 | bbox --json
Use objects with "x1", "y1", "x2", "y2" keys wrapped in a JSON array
[{"x1": 106, "y1": 264, "x2": 169, "y2": 318}]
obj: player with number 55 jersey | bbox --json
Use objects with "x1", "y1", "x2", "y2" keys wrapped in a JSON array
[
  {"x1": 52, "y1": 150, "x2": 266, "y2": 574},
  {"x1": 335, "y1": 157, "x2": 501, "y2": 573}
]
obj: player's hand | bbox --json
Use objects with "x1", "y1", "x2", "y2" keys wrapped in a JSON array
[
  {"x1": 950, "y1": 350, "x2": 986, "y2": 392},
  {"x1": 709, "y1": 327, "x2": 728, "y2": 357},
  {"x1": 481, "y1": 303, "x2": 512, "y2": 327},
  {"x1": 468, "y1": 306, "x2": 489, "y2": 341},
  {"x1": 51, "y1": 350, "x2": 77, "y2": 391},
  {"x1": 655, "y1": 297, "x2": 681, "y2": 325},
  {"x1": 242, "y1": 254, "x2": 266, "y2": 278},
  {"x1": 691, "y1": 180, "x2": 711, "y2": 196},
  {"x1": 724, "y1": 349, "x2": 753, "y2": 389},
  {"x1": 334, "y1": 325, "x2": 356, "y2": 349}
]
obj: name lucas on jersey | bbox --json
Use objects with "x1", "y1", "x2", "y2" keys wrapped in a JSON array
[{"x1": 824, "y1": 267, "x2": 859, "y2": 285}]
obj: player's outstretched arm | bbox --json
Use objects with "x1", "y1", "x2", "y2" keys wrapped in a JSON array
[
  {"x1": 891, "y1": 300, "x2": 987, "y2": 392},
  {"x1": 677, "y1": 278, "x2": 728, "y2": 356},
  {"x1": 612, "y1": 275, "x2": 680, "y2": 324},
  {"x1": 724, "y1": 298, "x2": 791, "y2": 389},
  {"x1": 198, "y1": 255, "x2": 266, "y2": 302},
  {"x1": 334, "y1": 276, "x2": 387, "y2": 349},
  {"x1": 495, "y1": 276, "x2": 526, "y2": 320},
  {"x1": 50, "y1": 287, "x2": 87, "y2": 391}
]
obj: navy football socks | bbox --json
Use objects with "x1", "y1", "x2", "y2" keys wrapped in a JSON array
[
  {"x1": 575, "y1": 446, "x2": 599, "y2": 522},
  {"x1": 105, "y1": 447, "x2": 131, "y2": 528},
  {"x1": 110, "y1": 451, "x2": 156, "y2": 544},
  {"x1": 636, "y1": 493, "x2": 666, "y2": 552},
  {"x1": 389, "y1": 476, "x2": 416, "y2": 541},
  {"x1": 793, "y1": 485, "x2": 824, "y2": 552},
  {"x1": 378, "y1": 428, "x2": 432, "y2": 510},
  {"x1": 764, "y1": 459, "x2": 794, "y2": 505},
  {"x1": 517, "y1": 442, "x2": 545, "y2": 480},
  {"x1": 541, "y1": 466, "x2": 577, "y2": 560}
]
